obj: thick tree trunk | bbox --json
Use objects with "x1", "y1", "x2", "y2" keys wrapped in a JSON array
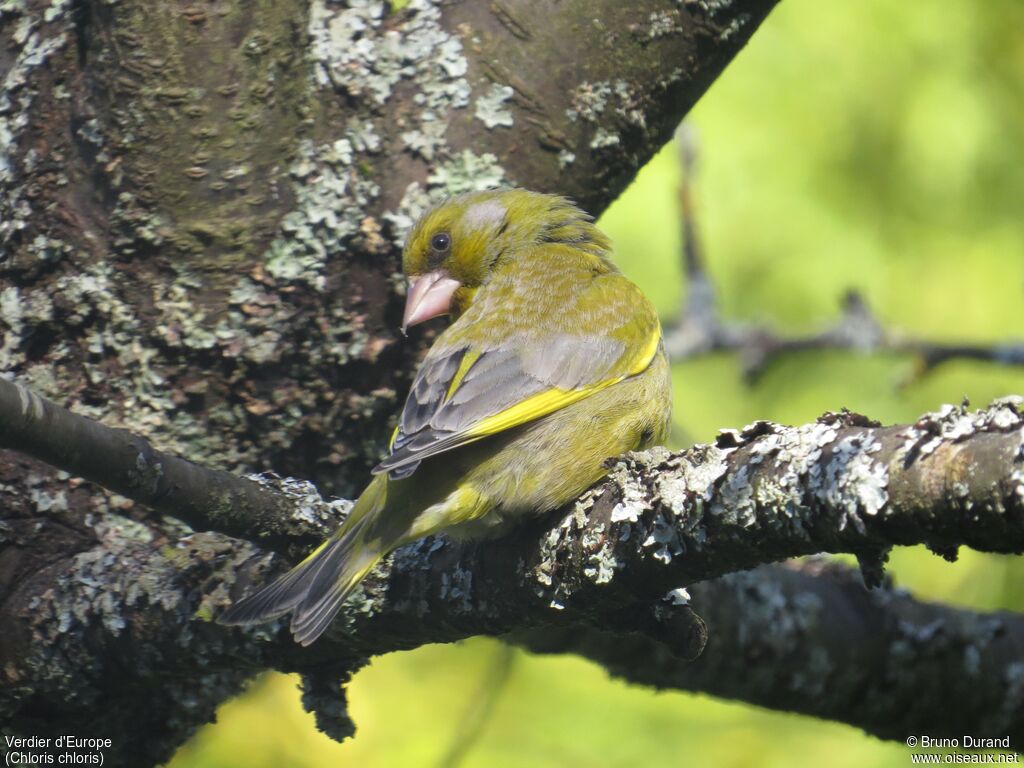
[
  {"x1": 0, "y1": 0, "x2": 778, "y2": 763},
  {"x1": 2, "y1": 0, "x2": 774, "y2": 493}
]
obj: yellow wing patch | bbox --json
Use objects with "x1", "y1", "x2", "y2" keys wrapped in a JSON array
[
  {"x1": 464, "y1": 320, "x2": 662, "y2": 439},
  {"x1": 445, "y1": 349, "x2": 482, "y2": 402}
]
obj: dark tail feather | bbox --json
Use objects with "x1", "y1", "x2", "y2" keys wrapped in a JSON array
[
  {"x1": 218, "y1": 515, "x2": 381, "y2": 644},
  {"x1": 290, "y1": 542, "x2": 381, "y2": 646},
  {"x1": 217, "y1": 537, "x2": 343, "y2": 626}
]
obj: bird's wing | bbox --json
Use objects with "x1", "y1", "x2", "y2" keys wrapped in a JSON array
[{"x1": 374, "y1": 279, "x2": 661, "y2": 479}]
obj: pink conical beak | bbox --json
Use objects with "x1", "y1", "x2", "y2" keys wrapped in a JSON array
[{"x1": 402, "y1": 270, "x2": 461, "y2": 333}]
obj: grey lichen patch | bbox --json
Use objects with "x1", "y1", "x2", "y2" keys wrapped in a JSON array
[
  {"x1": 310, "y1": 0, "x2": 462, "y2": 106},
  {"x1": 534, "y1": 494, "x2": 597, "y2": 604},
  {"x1": 715, "y1": 15, "x2": 749, "y2": 42},
  {"x1": 662, "y1": 443, "x2": 731, "y2": 510},
  {"x1": 707, "y1": 421, "x2": 841, "y2": 535},
  {"x1": 261, "y1": 137, "x2": 381, "y2": 290},
  {"x1": 152, "y1": 270, "x2": 220, "y2": 351},
  {"x1": 566, "y1": 81, "x2": 615, "y2": 123},
  {"x1": 584, "y1": 538, "x2": 620, "y2": 584},
  {"x1": 310, "y1": 0, "x2": 471, "y2": 160},
  {"x1": 428, "y1": 150, "x2": 506, "y2": 194},
  {"x1": 0, "y1": 0, "x2": 71, "y2": 256},
  {"x1": 212, "y1": 268, "x2": 374, "y2": 372},
  {"x1": 976, "y1": 395, "x2": 1023, "y2": 430},
  {"x1": 42, "y1": 262, "x2": 184, "y2": 432},
  {"x1": 5, "y1": 255, "x2": 366, "y2": 476},
  {"x1": 729, "y1": 571, "x2": 820, "y2": 645},
  {"x1": 645, "y1": 9, "x2": 683, "y2": 40},
  {"x1": 719, "y1": 575, "x2": 834, "y2": 698},
  {"x1": 565, "y1": 79, "x2": 643, "y2": 132},
  {"x1": 400, "y1": 117, "x2": 448, "y2": 162},
  {"x1": 683, "y1": 0, "x2": 735, "y2": 12},
  {"x1": 29, "y1": 487, "x2": 67, "y2": 514},
  {"x1": 817, "y1": 433, "x2": 889, "y2": 534},
  {"x1": 565, "y1": 78, "x2": 645, "y2": 152},
  {"x1": 589, "y1": 128, "x2": 619, "y2": 150},
  {"x1": 604, "y1": 449, "x2": 685, "y2": 565},
  {"x1": 307, "y1": 0, "x2": 507, "y2": 243},
  {"x1": 683, "y1": 0, "x2": 751, "y2": 42},
  {"x1": 713, "y1": 463, "x2": 755, "y2": 528},
  {"x1": 474, "y1": 83, "x2": 514, "y2": 129},
  {"x1": 927, "y1": 402, "x2": 980, "y2": 441},
  {"x1": 608, "y1": 459, "x2": 650, "y2": 525},
  {"x1": 1014, "y1": 426, "x2": 1024, "y2": 503},
  {"x1": 244, "y1": 473, "x2": 348, "y2": 536},
  {"x1": 439, "y1": 562, "x2": 474, "y2": 611},
  {"x1": 653, "y1": 444, "x2": 730, "y2": 551},
  {"x1": 899, "y1": 398, "x2": 1024, "y2": 467},
  {"x1": 534, "y1": 523, "x2": 564, "y2": 589},
  {"x1": 665, "y1": 586, "x2": 691, "y2": 605},
  {"x1": 641, "y1": 511, "x2": 684, "y2": 565},
  {"x1": 30, "y1": 514, "x2": 164, "y2": 663},
  {"x1": 10, "y1": 508, "x2": 279, "y2": 759},
  {"x1": 1, "y1": 288, "x2": 27, "y2": 370},
  {"x1": 750, "y1": 421, "x2": 839, "y2": 530}
]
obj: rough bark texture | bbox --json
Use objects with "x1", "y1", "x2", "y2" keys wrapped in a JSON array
[
  {"x1": 1, "y1": 0, "x2": 775, "y2": 497},
  {"x1": 0, "y1": 0, "x2": 783, "y2": 763},
  {"x1": 2, "y1": 390, "x2": 1023, "y2": 765},
  {"x1": 520, "y1": 561, "x2": 1024, "y2": 746}
]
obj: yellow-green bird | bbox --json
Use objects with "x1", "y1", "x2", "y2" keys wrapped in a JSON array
[{"x1": 219, "y1": 188, "x2": 672, "y2": 645}]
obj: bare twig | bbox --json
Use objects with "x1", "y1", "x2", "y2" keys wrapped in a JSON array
[{"x1": 662, "y1": 124, "x2": 1024, "y2": 381}]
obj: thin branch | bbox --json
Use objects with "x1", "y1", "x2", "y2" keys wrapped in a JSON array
[
  {"x1": 663, "y1": 124, "x2": 1024, "y2": 380},
  {"x1": 0, "y1": 375, "x2": 322, "y2": 551}
]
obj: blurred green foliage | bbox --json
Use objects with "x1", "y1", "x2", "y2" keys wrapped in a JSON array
[{"x1": 169, "y1": 1, "x2": 1024, "y2": 765}]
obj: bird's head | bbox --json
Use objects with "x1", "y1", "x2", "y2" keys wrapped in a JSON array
[{"x1": 399, "y1": 188, "x2": 612, "y2": 332}]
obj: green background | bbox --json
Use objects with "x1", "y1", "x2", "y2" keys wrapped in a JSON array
[{"x1": 170, "y1": 1, "x2": 1024, "y2": 765}]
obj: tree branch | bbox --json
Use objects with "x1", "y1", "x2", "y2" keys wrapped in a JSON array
[
  {"x1": 2, "y1": 378, "x2": 1023, "y2": 762},
  {"x1": 664, "y1": 125, "x2": 1024, "y2": 380},
  {"x1": 0, "y1": 376, "x2": 323, "y2": 552},
  {"x1": 517, "y1": 561, "x2": 1024, "y2": 745}
]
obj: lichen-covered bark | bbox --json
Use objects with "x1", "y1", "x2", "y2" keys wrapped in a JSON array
[
  {"x1": 2, "y1": 397, "x2": 1022, "y2": 764},
  {"x1": 0, "y1": 0, "x2": 779, "y2": 761},
  {"x1": 1, "y1": 0, "x2": 775, "y2": 499},
  {"x1": 518, "y1": 562, "x2": 1024, "y2": 745},
  {"x1": 0, "y1": 376, "x2": 340, "y2": 551},
  {"x1": 441, "y1": 0, "x2": 775, "y2": 213}
]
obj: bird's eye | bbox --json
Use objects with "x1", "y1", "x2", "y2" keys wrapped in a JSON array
[{"x1": 430, "y1": 232, "x2": 451, "y2": 252}]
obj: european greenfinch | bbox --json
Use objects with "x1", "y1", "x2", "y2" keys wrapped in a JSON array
[{"x1": 219, "y1": 188, "x2": 672, "y2": 645}]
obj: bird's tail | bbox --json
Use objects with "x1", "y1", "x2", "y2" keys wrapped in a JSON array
[{"x1": 218, "y1": 480, "x2": 387, "y2": 646}]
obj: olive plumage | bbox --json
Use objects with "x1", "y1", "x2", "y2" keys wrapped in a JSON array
[{"x1": 219, "y1": 189, "x2": 672, "y2": 645}]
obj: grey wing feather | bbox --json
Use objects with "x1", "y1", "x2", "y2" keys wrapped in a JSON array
[
  {"x1": 373, "y1": 334, "x2": 625, "y2": 478},
  {"x1": 400, "y1": 347, "x2": 467, "y2": 435}
]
